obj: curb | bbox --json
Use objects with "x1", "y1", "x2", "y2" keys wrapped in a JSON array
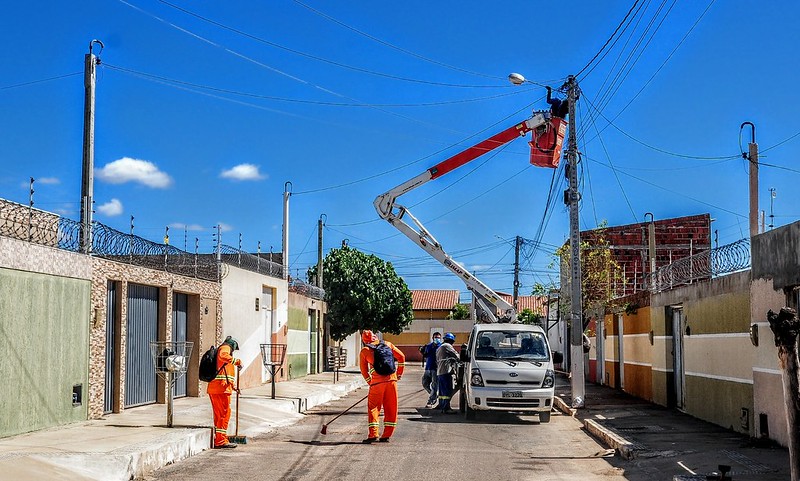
[
  {"x1": 553, "y1": 395, "x2": 576, "y2": 417},
  {"x1": 583, "y1": 419, "x2": 636, "y2": 460}
]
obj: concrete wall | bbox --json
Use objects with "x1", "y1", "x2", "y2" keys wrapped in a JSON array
[
  {"x1": 651, "y1": 270, "x2": 753, "y2": 434},
  {"x1": 0, "y1": 237, "x2": 92, "y2": 437},
  {"x1": 220, "y1": 266, "x2": 287, "y2": 389},
  {"x1": 750, "y1": 222, "x2": 800, "y2": 447}
]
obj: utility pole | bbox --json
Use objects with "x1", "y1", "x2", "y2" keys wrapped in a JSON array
[
  {"x1": 317, "y1": 214, "x2": 326, "y2": 288},
  {"x1": 513, "y1": 236, "x2": 521, "y2": 310},
  {"x1": 741, "y1": 122, "x2": 758, "y2": 238},
  {"x1": 80, "y1": 40, "x2": 103, "y2": 254},
  {"x1": 283, "y1": 182, "x2": 291, "y2": 280},
  {"x1": 565, "y1": 75, "x2": 585, "y2": 408}
]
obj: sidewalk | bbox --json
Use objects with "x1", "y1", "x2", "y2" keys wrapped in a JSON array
[
  {"x1": 553, "y1": 375, "x2": 791, "y2": 480},
  {"x1": 0, "y1": 371, "x2": 365, "y2": 481}
]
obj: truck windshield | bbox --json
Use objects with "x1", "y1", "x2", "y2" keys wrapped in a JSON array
[{"x1": 474, "y1": 331, "x2": 549, "y2": 362}]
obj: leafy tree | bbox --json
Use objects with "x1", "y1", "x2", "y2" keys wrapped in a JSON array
[
  {"x1": 312, "y1": 246, "x2": 413, "y2": 341},
  {"x1": 554, "y1": 222, "x2": 624, "y2": 325},
  {"x1": 517, "y1": 308, "x2": 543, "y2": 325},
  {"x1": 446, "y1": 303, "x2": 470, "y2": 320}
]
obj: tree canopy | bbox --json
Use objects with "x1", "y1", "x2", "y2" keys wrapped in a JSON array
[
  {"x1": 446, "y1": 303, "x2": 470, "y2": 320},
  {"x1": 314, "y1": 246, "x2": 413, "y2": 341},
  {"x1": 517, "y1": 308, "x2": 544, "y2": 325}
]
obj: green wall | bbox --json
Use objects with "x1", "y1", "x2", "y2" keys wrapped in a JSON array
[
  {"x1": 0, "y1": 268, "x2": 90, "y2": 437},
  {"x1": 286, "y1": 306, "x2": 317, "y2": 379}
]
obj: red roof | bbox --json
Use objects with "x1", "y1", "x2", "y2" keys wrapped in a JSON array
[
  {"x1": 497, "y1": 293, "x2": 548, "y2": 314},
  {"x1": 411, "y1": 290, "x2": 460, "y2": 310}
]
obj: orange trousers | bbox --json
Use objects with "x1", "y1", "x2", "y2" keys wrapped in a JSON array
[
  {"x1": 209, "y1": 393, "x2": 232, "y2": 446},
  {"x1": 367, "y1": 381, "x2": 398, "y2": 439}
]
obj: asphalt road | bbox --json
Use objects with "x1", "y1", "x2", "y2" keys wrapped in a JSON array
[{"x1": 148, "y1": 368, "x2": 629, "y2": 481}]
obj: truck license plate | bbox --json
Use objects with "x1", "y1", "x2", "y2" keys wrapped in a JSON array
[{"x1": 502, "y1": 391, "x2": 523, "y2": 398}]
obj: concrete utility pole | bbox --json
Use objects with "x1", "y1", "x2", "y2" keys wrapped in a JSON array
[
  {"x1": 741, "y1": 122, "x2": 758, "y2": 237},
  {"x1": 317, "y1": 214, "x2": 326, "y2": 288},
  {"x1": 565, "y1": 75, "x2": 585, "y2": 408},
  {"x1": 80, "y1": 40, "x2": 103, "y2": 254},
  {"x1": 513, "y1": 236, "x2": 521, "y2": 310},
  {"x1": 283, "y1": 182, "x2": 292, "y2": 280}
]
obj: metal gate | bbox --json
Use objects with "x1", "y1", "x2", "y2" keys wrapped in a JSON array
[
  {"x1": 125, "y1": 284, "x2": 159, "y2": 407},
  {"x1": 104, "y1": 281, "x2": 116, "y2": 414},
  {"x1": 172, "y1": 293, "x2": 188, "y2": 398}
]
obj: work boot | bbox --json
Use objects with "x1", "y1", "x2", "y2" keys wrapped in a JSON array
[
  {"x1": 362, "y1": 437, "x2": 378, "y2": 444},
  {"x1": 214, "y1": 443, "x2": 238, "y2": 449},
  {"x1": 442, "y1": 408, "x2": 457, "y2": 414},
  {"x1": 378, "y1": 437, "x2": 390, "y2": 443}
]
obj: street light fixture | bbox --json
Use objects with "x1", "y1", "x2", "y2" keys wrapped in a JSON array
[{"x1": 508, "y1": 72, "x2": 527, "y2": 85}]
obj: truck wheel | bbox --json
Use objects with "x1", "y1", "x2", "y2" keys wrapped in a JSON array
[
  {"x1": 465, "y1": 403, "x2": 476, "y2": 420},
  {"x1": 539, "y1": 410, "x2": 551, "y2": 423}
]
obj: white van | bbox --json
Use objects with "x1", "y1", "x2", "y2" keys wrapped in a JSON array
[{"x1": 458, "y1": 323, "x2": 561, "y2": 422}]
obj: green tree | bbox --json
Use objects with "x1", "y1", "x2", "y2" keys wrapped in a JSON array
[
  {"x1": 517, "y1": 308, "x2": 543, "y2": 325},
  {"x1": 446, "y1": 303, "x2": 470, "y2": 320},
  {"x1": 313, "y1": 246, "x2": 413, "y2": 341},
  {"x1": 554, "y1": 222, "x2": 624, "y2": 324}
]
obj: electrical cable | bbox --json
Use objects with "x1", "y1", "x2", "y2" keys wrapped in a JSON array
[
  {"x1": 576, "y1": 0, "x2": 643, "y2": 79},
  {"x1": 0, "y1": 72, "x2": 82, "y2": 90},
  {"x1": 156, "y1": 0, "x2": 511, "y2": 89},
  {"x1": 292, "y1": 0, "x2": 505, "y2": 81}
]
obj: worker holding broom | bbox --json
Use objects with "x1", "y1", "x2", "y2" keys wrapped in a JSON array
[
  {"x1": 358, "y1": 330, "x2": 405, "y2": 443},
  {"x1": 207, "y1": 336, "x2": 242, "y2": 449}
]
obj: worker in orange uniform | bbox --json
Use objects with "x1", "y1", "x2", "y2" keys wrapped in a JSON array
[
  {"x1": 207, "y1": 336, "x2": 242, "y2": 449},
  {"x1": 359, "y1": 330, "x2": 405, "y2": 443}
]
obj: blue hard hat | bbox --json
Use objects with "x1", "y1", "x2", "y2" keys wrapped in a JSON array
[{"x1": 444, "y1": 332, "x2": 455, "y2": 342}]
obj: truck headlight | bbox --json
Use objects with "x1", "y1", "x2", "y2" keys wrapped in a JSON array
[
  {"x1": 542, "y1": 369, "x2": 555, "y2": 388},
  {"x1": 470, "y1": 367, "x2": 484, "y2": 387}
]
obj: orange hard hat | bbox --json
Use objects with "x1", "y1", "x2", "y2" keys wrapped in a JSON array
[{"x1": 361, "y1": 330, "x2": 377, "y2": 344}]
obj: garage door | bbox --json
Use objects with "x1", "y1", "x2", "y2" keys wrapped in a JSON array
[{"x1": 125, "y1": 284, "x2": 159, "y2": 407}]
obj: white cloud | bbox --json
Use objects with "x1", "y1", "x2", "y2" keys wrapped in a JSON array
[
  {"x1": 218, "y1": 222, "x2": 233, "y2": 232},
  {"x1": 97, "y1": 198, "x2": 123, "y2": 216},
  {"x1": 38, "y1": 177, "x2": 60, "y2": 185},
  {"x1": 169, "y1": 223, "x2": 205, "y2": 231},
  {"x1": 220, "y1": 164, "x2": 266, "y2": 181},
  {"x1": 96, "y1": 157, "x2": 173, "y2": 188}
]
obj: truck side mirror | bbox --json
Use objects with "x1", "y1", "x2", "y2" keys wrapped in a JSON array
[
  {"x1": 460, "y1": 343, "x2": 470, "y2": 361},
  {"x1": 552, "y1": 351, "x2": 564, "y2": 364}
]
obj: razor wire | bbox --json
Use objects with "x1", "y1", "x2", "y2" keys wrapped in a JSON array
[
  {"x1": 219, "y1": 244, "x2": 285, "y2": 278},
  {"x1": 288, "y1": 277, "x2": 325, "y2": 300},
  {"x1": 646, "y1": 238, "x2": 750, "y2": 293}
]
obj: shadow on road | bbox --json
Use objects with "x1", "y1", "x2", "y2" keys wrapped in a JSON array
[{"x1": 285, "y1": 439, "x2": 366, "y2": 446}]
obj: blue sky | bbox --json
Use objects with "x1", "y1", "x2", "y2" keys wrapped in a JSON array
[{"x1": 2, "y1": 1, "x2": 799, "y2": 300}]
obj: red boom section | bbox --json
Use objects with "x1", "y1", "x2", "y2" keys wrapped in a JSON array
[{"x1": 428, "y1": 122, "x2": 530, "y2": 180}]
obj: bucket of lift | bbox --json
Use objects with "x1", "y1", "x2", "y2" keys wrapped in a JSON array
[{"x1": 529, "y1": 116, "x2": 566, "y2": 168}]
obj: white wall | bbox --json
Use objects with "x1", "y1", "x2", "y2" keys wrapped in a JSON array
[{"x1": 220, "y1": 266, "x2": 288, "y2": 381}]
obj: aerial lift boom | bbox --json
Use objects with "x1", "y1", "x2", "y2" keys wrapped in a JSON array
[{"x1": 374, "y1": 107, "x2": 565, "y2": 322}]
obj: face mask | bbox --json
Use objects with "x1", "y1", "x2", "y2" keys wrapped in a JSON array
[{"x1": 434, "y1": 338, "x2": 442, "y2": 345}]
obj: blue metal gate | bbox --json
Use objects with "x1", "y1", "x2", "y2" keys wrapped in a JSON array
[
  {"x1": 172, "y1": 293, "x2": 188, "y2": 398},
  {"x1": 125, "y1": 284, "x2": 159, "y2": 407},
  {"x1": 104, "y1": 281, "x2": 116, "y2": 414}
]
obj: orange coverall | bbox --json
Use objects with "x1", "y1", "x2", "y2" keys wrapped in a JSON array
[
  {"x1": 206, "y1": 344, "x2": 241, "y2": 447},
  {"x1": 359, "y1": 341, "x2": 405, "y2": 439}
]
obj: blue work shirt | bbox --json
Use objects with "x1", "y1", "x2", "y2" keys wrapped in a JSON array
[{"x1": 422, "y1": 342, "x2": 439, "y2": 370}]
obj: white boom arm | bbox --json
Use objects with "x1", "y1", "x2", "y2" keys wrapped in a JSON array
[{"x1": 374, "y1": 110, "x2": 556, "y2": 323}]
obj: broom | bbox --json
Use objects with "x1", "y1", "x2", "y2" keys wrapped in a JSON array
[
  {"x1": 229, "y1": 367, "x2": 247, "y2": 444},
  {"x1": 320, "y1": 393, "x2": 369, "y2": 434}
]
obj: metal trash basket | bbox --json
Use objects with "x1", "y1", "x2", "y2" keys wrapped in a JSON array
[
  {"x1": 150, "y1": 341, "x2": 193, "y2": 427},
  {"x1": 260, "y1": 343, "x2": 287, "y2": 399}
]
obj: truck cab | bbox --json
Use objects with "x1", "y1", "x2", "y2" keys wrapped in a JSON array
[{"x1": 459, "y1": 323, "x2": 560, "y2": 422}]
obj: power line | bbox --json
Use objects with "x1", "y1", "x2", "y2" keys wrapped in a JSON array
[
  {"x1": 0, "y1": 72, "x2": 82, "y2": 90},
  {"x1": 576, "y1": 0, "x2": 643, "y2": 78},
  {"x1": 291, "y1": 0, "x2": 505, "y2": 81},
  {"x1": 156, "y1": 0, "x2": 515, "y2": 89}
]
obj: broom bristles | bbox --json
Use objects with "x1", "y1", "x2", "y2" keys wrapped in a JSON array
[{"x1": 229, "y1": 435, "x2": 248, "y2": 444}]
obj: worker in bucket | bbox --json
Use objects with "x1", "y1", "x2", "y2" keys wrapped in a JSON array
[
  {"x1": 358, "y1": 330, "x2": 405, "y2": 443},
  {"x1": 436, "y1": 332, "x2": 460, "y2": 414},
  {"x1": 207, "y1": 336, "x2": 242, "y2": 449}
]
